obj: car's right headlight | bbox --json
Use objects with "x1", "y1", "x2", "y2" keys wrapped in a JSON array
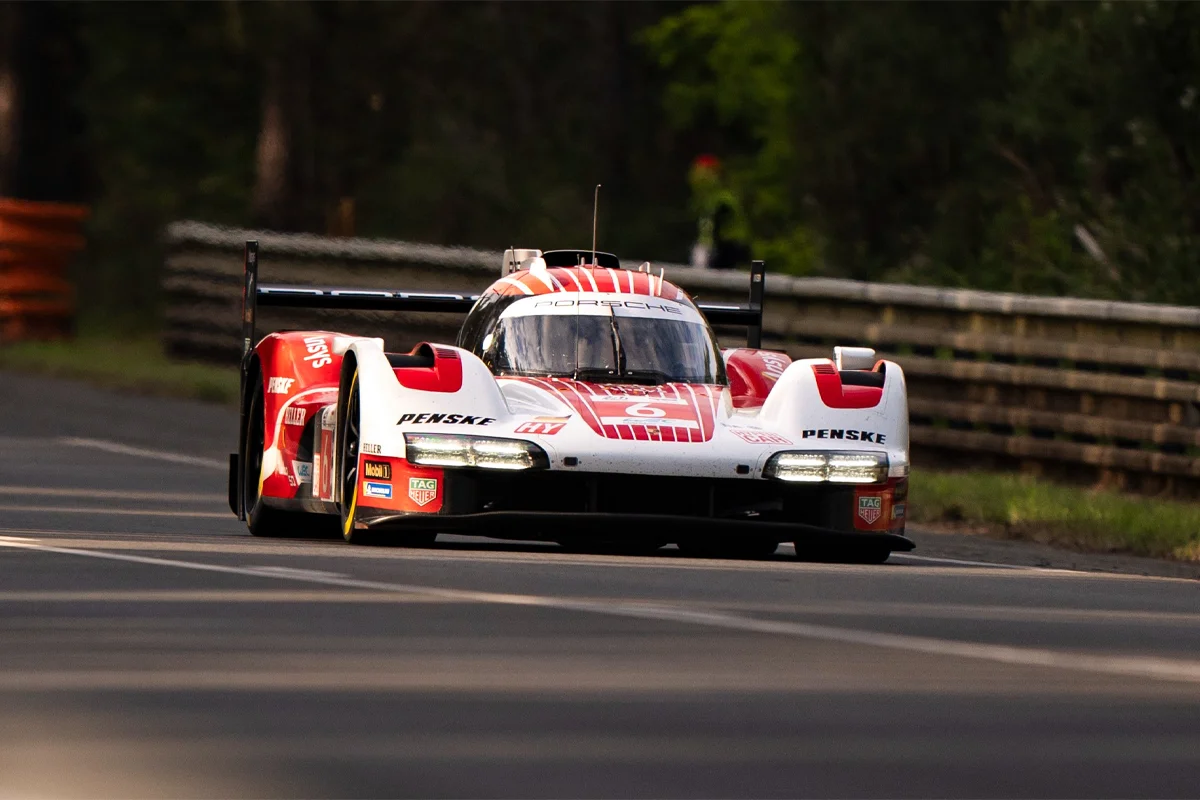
[
  {"x1": 763, "y1": 451, "x2": 888, "y2": 484},
  {"x1": 403, "y1": 433, "x2": 549, "y2": 470}
]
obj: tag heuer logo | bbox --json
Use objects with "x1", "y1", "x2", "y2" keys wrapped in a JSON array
[
  {"x1": 408, "y1": 477, "x2": 438, "y2": 507},
  {"x1": 857, "y1": 495, "x2": 883, "y2": 525}
]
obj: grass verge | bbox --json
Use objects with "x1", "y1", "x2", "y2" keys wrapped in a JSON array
[
  {"x1": 909, "y1": 469, "x2": 1200, "y2": 561},
  {"x1": 0, "y1": 334, "x2": 238, "y2": 405}
]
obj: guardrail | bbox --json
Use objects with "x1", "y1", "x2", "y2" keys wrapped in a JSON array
[{"x1": 165, "y1": 221, "x2": 1200, "y2": 495}]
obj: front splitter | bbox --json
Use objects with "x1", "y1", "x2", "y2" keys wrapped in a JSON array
[{"x1": 355, "y1": 508, "x2": 914, "y2": 550}]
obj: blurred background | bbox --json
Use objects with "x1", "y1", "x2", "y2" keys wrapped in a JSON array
[{"x1": 8, "y1": 0, "x2": 1200, "y2": 334}]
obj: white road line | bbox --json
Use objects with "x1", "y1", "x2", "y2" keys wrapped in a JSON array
[
  {"x1": 0, "y1": 486, "x2": 227, "y2": 503},
  {"x1": 0, "y1": 505, "x2": 229, "y2": 519},
  {"x1": 891, "y1": 553, "x2": 1038, "y2": 570},
  {"x1": 3, "y1": 537, "x2": 1200, "y2": 685},
  {"x1": 243, "y1": 566, "x2": 349, "y2": 580},
  {"x1": 58, "y1": 438, "x2": 226, "y2": 470}
]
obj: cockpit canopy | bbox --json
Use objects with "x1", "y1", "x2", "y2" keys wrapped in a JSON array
[{"x1": 458, "y1": 288, "x2": 726, "y2": 386}]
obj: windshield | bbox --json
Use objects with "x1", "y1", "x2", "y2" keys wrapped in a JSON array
[{"x1": 484, "y1": 293, "x2": 725, "y2": 385}]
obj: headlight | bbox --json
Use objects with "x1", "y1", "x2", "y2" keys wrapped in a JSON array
[
  {"x1": 764, "y1": 451, "x2": 888, "y2": 484},
  {"x1": 403, "y1": 434, "x2": 549, "y2": 470}
]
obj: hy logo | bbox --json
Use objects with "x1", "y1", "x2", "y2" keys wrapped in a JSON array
[{"x1": 408, "y1": 477, "x2": 437, "y2": 507}]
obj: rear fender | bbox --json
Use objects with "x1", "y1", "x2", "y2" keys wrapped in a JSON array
[
  {"x1": 759, "y1": 358, "x2": 909, "y2": 474},
  {"x1": 723, "y1": 348, "x2": 792, "y2": 408},
  {"x1": 254, "y1": 331, "x2": 377, "y2": 502}
]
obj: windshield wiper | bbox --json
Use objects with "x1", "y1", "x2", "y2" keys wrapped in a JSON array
[
  {"x1": 573, "y1": 367, "x2": 621, "y2": 383},
  {"x1": 607, "y1": 308, "x2": 626, "y2": 376},
  {"x1": 573, "y1": 368, "x2": 670, "y2": 386},
  {"x1": 574, "y1": 308, "x2": 626, "y2": 383},
  {"x1": 618, "y1": 369, "x2": 672, "y2": 385}
]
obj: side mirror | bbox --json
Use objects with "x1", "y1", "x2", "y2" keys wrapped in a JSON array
[{"x1": 834, "y1": 346, "x2": 876, "y2": 371}]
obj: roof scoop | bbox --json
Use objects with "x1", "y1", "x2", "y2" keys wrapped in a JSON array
[{"x1": 502, "y1": 248, "x2": 543, "y2": 275}]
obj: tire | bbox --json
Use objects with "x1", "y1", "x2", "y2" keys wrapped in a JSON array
[
  {"x1": 678, "y1": 536, "x2": 780, "y2": 559},
  {"x1": 337, "y1": 367, "x2": 373, "y2": 544},
  {"x1": 242, "y1": 373, "x2": 292, "y2": 537},
  {"x1": 557, "y1": 537, "x2": 667, "y2": 556},
  {"x1": 794, "y1": 543, "x2": 892, "y2": 564},
  {"x1": 845, "y1": 546, "x2": 892, "y2": 564},
  {"x1": 336, "y1": 364, "x2": 437, "y2": 548},
  {"x1": 242, "y1": 371, "x2": 340, "y2": 538}
]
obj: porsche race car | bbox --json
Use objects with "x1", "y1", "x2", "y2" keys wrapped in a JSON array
[{"x1": 228, "y1": 244, "x2": 913, "y2": 561}]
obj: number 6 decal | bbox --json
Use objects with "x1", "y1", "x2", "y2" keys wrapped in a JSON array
[{"x1": 625, "y1": 402, "x2": 667, "y2": 418}]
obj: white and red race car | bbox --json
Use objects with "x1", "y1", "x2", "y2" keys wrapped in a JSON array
[{"x1": 229, "y1": 245, "x2": 913, "y2": 561}]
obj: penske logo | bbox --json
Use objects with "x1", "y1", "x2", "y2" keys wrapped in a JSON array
[
  {"x1": 802, "y1": 429, "x2": 886, "y2": 444},
  {"x1": 398, "y1": 413, "x2": 495, "y2": 426}
]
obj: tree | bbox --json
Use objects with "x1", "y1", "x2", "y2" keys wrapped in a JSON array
[{"x1": 0, "y1": 2, "x2": 19, "y2": 196}]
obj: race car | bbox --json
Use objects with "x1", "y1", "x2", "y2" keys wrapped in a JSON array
[{"x1": 228, "y1": 243, "x2": 913, "y2": 561}]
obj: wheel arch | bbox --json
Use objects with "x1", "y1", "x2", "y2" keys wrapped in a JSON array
[{"x1": 334, "y1": 349, "x2": 360, "y2": 506}]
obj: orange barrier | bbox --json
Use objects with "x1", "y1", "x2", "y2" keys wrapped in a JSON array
[{"x1": 0, "y1": 198, "x2": 88, "y2": 341}]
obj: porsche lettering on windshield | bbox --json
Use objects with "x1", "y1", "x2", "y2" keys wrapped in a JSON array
[{"x1": 532, "y1": 298, "x2": 684, "y2": 315}]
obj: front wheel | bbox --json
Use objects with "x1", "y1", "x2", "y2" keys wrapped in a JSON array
[
  {"x1": 678, "y1": 536, "x2": 780, "y2": 559},
  {"x1": 336, "y1": 366, "x2": 438, "y2": 548},
  {"x1": 337, "y1": 367, "x2": 374, "y2": 544},
  {"x1": 557, "y1": 537, "x2": 668, "y2": 556},
  {"x1": 794, "y1": 543, "x2": 892, "y2": 564}
]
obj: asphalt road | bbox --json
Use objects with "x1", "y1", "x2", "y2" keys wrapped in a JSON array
[{"x1": 2, "y1": 371, "x2": 1199, "y2": 799}]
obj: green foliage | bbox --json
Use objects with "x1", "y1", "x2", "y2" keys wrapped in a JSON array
[
  {"x1": 643, "y1": 2, "x2": 822, "y2": 274},
  {"x1": 42, "y1": 2, "x2": 697, "y2": 329},
  {"x1": 73, "y1": 3, "x2": 257, "y2": 323},
  {"x1": 644, "y1": 1, "x2": 1200, "y2": 302},
  {"x1": 18, "y1": 0, "x2": 1200, "y2": 325},
  {"x1": 910, "y1": 469, "x2": 1200, "y2": 561}
]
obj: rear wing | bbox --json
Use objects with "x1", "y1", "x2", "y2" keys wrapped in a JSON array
[
  {"x1": 239, "y1": 241, "x2": 766, "y2": 374},
  {"x1": 695, "y1": 258, "x2": 766, "y2": 349}
]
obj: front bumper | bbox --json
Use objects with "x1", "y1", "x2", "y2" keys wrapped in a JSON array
[{"x1": 355, "y1": 508, "x2": 913, "y2": 550}]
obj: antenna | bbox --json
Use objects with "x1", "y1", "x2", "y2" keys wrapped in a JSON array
[{"x1": 591, "y1": 184, "x2": 601, "y2": 268}]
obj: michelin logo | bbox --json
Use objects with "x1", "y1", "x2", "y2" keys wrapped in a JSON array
[
  {"x1": 292, "y1": 461, "x2": 312, "y2": 484},
  {"x1": 364, "y1": 482, "x2": 392, "y2": 499}
]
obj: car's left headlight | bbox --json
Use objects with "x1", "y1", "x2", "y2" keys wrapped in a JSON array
[
  {"x1": 403, "y1": 433, "x2": 549, "y2": 470},
  {"x1": 763, "y1": 450, "x2": 888, "y2": 484}
]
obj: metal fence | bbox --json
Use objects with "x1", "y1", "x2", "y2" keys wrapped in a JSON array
[{"x1": 165, "y1": 221, "x2": 1200, "y2": 495}]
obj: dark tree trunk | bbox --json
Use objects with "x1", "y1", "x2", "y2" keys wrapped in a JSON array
[
  {"x1": 0, "y1": 2, "x2": 19, "y2": 197},
  {"x1": 250, "y1": 1, "x2": 317, "y2": 231},
  {"x1": 251, "y1": 56, "x2": 290, "y2": 228}
]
